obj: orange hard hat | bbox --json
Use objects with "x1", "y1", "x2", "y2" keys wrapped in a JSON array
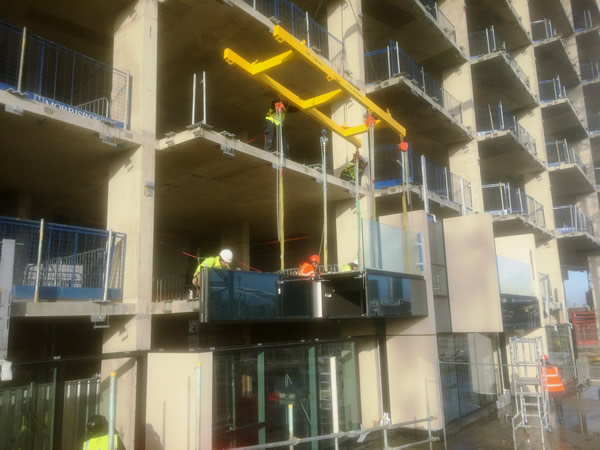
[{"x1": 310, "y1": 254, "x2": 320, "y2": 264}]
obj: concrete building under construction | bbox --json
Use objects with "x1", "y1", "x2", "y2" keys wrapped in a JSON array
[{"x1": 1, "y1": 0, "x2": 599, "y2": 448}]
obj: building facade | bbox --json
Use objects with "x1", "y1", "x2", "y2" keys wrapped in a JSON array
[{"x1": 0, "y1": 0, "x2": 599, "y2": 448}]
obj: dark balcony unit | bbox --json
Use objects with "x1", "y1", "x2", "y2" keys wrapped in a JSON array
[
  {"x1": 554, "y1": 205, "x2": 600, "y2": 264},
  {"x1": 475, "y1": 102, "x2": 544, "y2": 178},
  {"x1": 466, "y1": 0, "x2": 531, "y2": 49},
  {"x1": 574, "y1": 9, "x2": 598, "y2": 32},
  {"x1": 469, "y1": 27, "x2": 537, "y2": 110},
  {"x1": 196, "y1": 268, "x2": 427, "y2": 322},
  {"x1": 539, "y1": 77, "x2": 588, "y2": 140},
  {"x1": 365, "y1": 43, "x2": 471, "y2": 144},
  {"x1": 581, "y1": 61, "x2": 600, "y2": 84},
  {"x1": 501, "y1": 295, "x2": 541, "y2": 329},
  {"x1": 362, "y1": 0, "x2": 466, "y2": 71},
  {"x1": 374, "y1": 145, "x2": 472, "y2": 217},
  {"x1": 482, "y1": 183, "x2": 552, "y2": 241},
  {"x1": 546, "y1": 140, "x2": 596, "y2": 195},
  {"x1": 532, "y1": 28, "x2": 580, "y2": 86}
]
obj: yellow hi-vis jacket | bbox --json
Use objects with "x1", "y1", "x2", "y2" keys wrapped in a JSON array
[
  {"x1": 265, "y1": 109, "x2": 285, "y2": 126},
  {"x1": 82, "y1": 435, "x2": 119, "y2": 450},
  {"x1": 193, "y1": 256, "x2": 230, "y2": 277}
]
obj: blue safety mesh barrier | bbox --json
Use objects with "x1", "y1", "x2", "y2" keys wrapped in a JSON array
[
  {"x1": 531, "y1": 19, "x2": 556, "y2": 42},
  {"x1": 0, "y1": 217, "x2": 126, "y2": 301},
  {"x1": 538, "y1": 76, "x2": 567, "y2": 102},
  {"x1": 574, "y1": 10, "x2": 594, "y2": 31},
  {"x1": 0, "y1": 20, "x2": 129, "y2": 128},
  {"x1": 581, "y1": 61, "x2": 600, "y2": 82},
  {"x1": 418, "y1": 0, "x2": 457, "y2": 43}
]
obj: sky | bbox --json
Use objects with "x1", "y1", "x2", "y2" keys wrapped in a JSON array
[{"x1": 564, "y1": 270, "x2": 590, "y2": 309}]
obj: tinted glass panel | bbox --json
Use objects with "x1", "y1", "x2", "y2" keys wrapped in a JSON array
[
  {"x1": 208, "y1": 270, "x2": 280, "y2": 321},
  {"x1": 366, "y1": 270, "x2": 427, "y2": 317},
  {"x1": 500, "y1": 296, "x2": 541, "y2": 329}
]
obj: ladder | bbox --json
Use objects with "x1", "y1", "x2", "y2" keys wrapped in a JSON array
[{"x1": 509, "y1": 336, "x2": 549, "y2": 449}]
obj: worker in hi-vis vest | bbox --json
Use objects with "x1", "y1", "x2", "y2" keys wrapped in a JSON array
[
  {"x1": 340, "y1": 260, "x2": 358, "y2": 272},
  {"x1": 192, "y1": 249, "x2": 233, "y2": 288},
  {"x1": 82, "y1": 415, "x2": 125, "y2": 450},
  {"x1": 541, "y1": 354, "x2": 566, "y2": 424},
  {"x1": 299, "y1": 254, "x2": 320, "y2": 277},
  {"x1": 264, "y1": 99, "x2": 293, "y2": 157}
]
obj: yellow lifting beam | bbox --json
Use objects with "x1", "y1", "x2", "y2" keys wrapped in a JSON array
[{"x1": 224, "y1": 25, "x2": 406, "y2": 147}]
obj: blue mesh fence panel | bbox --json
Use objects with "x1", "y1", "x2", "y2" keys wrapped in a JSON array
[{"x1": 0, "y1": 21, "x2": 23, "y2": 89}]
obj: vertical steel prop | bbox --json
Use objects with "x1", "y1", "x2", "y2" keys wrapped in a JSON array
[
  {"x1": 33, "y1": 219, "x2": 44, "y2": 303},
  {"x1": 108, "y1": 371, "x2": 116, "y2": 450},
  {"x1": 320, "y1": 130, "x2": 329, "y2": 268},
  {"x1": 275, "y1": 102, "x2": 285, "y2": 271}
]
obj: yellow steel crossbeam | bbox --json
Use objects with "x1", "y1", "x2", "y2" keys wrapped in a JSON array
[{"x1": 272, "y1": 25, "x2": 406, "y2": 138}]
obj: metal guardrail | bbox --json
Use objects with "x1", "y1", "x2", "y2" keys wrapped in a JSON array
[
  {"x1": 546, "y1": 139, "x2": 590, "y2": 178},
  {"x1": 418, "y1": 0, "x2": 457, "y2": 43},
  {"x1": 468, "y1": 26, "x2": 530, "y2": 87},
  {"x1": 482, "y1": 183, "x2": 546, "y2": 228},
  {"x1": 0, "y1": 20, "x2": 129, "y2": 128},
  {"x1": 475, "y1": 102, "x2": 537, "y2": 158},
  {"x1": 590, "y1": 112, "x2": 600, "y2": 135},
  {"x1": 554, "y1": 205, "x2": 594, "y2": 235},
  {"x1": 242, "y1": 0, "x2": 345, "y2": 75},
  {"x1": 374, "y1": 144, "x2": 473, "y2": 212},
  {"x1": 365, "y1": 42, "x2": 463, "y2": 123},
  {"x1": 531, "y1": 19, "x2": 556, "y2": 42},
  {"x1": 574, "y1": 10, "x2": 594, "y2": 31},
  {"x1": 595, "y1": 167, "x2": 600, "y2": 188},
  {"x1": 0, "y1": 216, "x2": 126, "y2": 301},
  {"x1": 581, "y1": 61, "x2": 600, "y2": 82},
  {"x1": 538, "y1": 76, "x2": 567, "y2": 102}
]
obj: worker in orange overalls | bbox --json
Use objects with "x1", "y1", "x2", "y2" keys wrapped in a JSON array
[
  {"x1": 298, "y1": 254, "x2": 320, "y2": 277},
  {"x1": 541, "y1": 354, "x2": 566, "y2": 425}
]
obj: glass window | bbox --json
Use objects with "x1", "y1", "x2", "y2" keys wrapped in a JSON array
[
  {"x1": 366, "y1": 271, "x2": 427, "y2": 317},
  {"x1": 213, "y1": 341, "x2": 360, "y2": 448}
]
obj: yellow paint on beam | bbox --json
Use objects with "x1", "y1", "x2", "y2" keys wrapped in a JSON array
[{"x1": 272, "y1": 25, "x2": 406, "y2": 137}]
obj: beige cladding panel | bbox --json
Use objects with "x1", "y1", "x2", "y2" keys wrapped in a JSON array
[
  {"x1": 146, "y1": 352, "x2": 213, "y2": 450},
  {"x1": 444, "y1": 213, "x2": 503, "y2": 332},
  {"x1": 386, "y1": 335, "x2": 443, "y2": 430},
  {"x1": 356, "y1": 338, "x2": 384, "y2": 428}
]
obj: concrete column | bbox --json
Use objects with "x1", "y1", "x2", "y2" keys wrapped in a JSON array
[
  {"x1": 221, "y1": 221, "x2": 250, "y2": 267},
  {"x1": 328, "y1": 0, "x2": 370, "y2": 265},
  {"x1": 588, "y1": 256, "x2": 600, "y2": 333},
  {"x1": 440, "y1": 0, "x2": 484, "y2": 212},
  {"x1": 113, "y1": 0, "x2": 158, "y2": 137}
]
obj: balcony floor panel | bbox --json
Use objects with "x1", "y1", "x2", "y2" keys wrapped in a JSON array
[
  {"x1": 534, "y1": 38, "x2": 580, "y2": 86},
  {"x1": 548, "y1": 164, "x2": 596, "y2": 196},
  {"x1": 541, "y1": 99, "x2": 588, "y2": 139},
  {"x1": 491, "y1": 214, "x2": 553, "y2": 242},
  {"x1": 478, "y1": 132, "x2": 545, "y2": 179},
  {"x1": 367, "y1": 78, "x2": 472, "y2": 145},
  {"x1": 363, "y1": 0, "x2": 466, "y2": 71},
  {"x1": 471, "y1": 54, "x2": 537, "y2": 111},
  {"x1": 375, "y1": 184, "x2": 463, "y2": 218}
]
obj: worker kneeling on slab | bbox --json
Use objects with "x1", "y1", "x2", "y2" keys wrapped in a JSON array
[
  {"x1": 192, "y1": 249, "x2": 233, "y2": 289},
  {"x1": 298, "y1": 254, "x2": 320, "y2": 277}
]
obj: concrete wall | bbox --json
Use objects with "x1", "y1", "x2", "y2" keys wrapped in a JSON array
[
  {"x1": 443, "y1": 213, "x2": 503, "y2": 333},
  {"x1": 146, "y1": 352, "x2": 213, "y2": 450},
  {"x1": 386, "y1": 335, "x2": 443, "y2": 430}
]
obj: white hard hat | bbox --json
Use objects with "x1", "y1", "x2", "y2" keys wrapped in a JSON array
[
  {"x1": 220, "y1": 249, "x2": 233, "y2": 263},
  {"x1": 352, "y1": 260, "x2": 358, "y2": 265}
]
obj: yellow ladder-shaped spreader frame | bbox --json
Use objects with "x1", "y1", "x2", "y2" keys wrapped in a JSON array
[{"x1": 224, "y1": 25, "x2": 406, "y2": 148}]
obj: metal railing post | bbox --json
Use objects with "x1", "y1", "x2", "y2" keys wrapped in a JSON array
[
  {"x1": 124, "y1": 72, "x2": 131, "y2": 130},
  {"x1": 288, "y1": 403, "x2": 294, "y2": 450},
  {"x1": 421, "y1": 155, "x2": 429, "y2": 214},
  {"x1": 396, "y1": 41, "x2": 401, "y2": 75},
  {"x1": 486, "y1": 26, "x2": 491, "y2": 54},
  {"x1": 103, "y1": 229, "x2": 113, "y2": 302},
  {"x1": 108, "y1": 371, "x2": 117, "y2": 450},
  {"x1": 507, "y1": 183, "x2": 513, "y2": 212},
  {"x1": 17, "y1": 27, "x2": 27, "y2": 92},
  {"x1": 498, "y1": 101, "x2": 504, "y2": 130},
  {"x1": 192, "y1": 73, "x2": 197, "y2": 125},
  {"x1": 330, "y1": 356, "x2": 340, "y2": 450},
  {"x1": 202, "y1": 71, "x2": 207, "y2": 125},
  {"x1": 196, "y1": 362, "x2": 202, "y2": 450},
  {"x1": 460, "y1": 179, "x2": 466, "y2": 215},
  {"x1": 33, "y1": 219, "x2": 44, "y2": 303},
  {"x1": 444, "y1": 168, "x2": 450, "y2": 200},
  {"x1": 306, "y1": 12, "x2": 310, "y2": 48},
  {"x1": 387, "y1": 46, "x2": 392, "y2": 79}
]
